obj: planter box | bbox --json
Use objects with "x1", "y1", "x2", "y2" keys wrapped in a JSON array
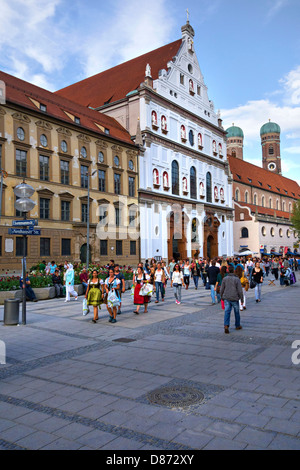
[
  {"x1": 74, "y1": 284, "x2": 84, "y2": 296},
  {"x1": 33, "y1": 287, "x2": 56, "y2": 300}
]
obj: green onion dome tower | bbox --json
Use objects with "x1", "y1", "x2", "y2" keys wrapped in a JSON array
[
  {"x1": 226, "y1": 124, "x2": 244, "y2": 160},
  {"x1": 260, "y1": 120, "x2": 281, "y2": 174}
]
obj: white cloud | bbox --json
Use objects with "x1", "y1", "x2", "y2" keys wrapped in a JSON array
[
  {"x1": 77, "y1": 0, "x2": 176, "y2": 78},
  {"x1": 283, "y1": 146, "x2": 300, "y2": 155},
  {"x1": 266, "y1": 0, "x2": 290, "y2": 21},
  {"x1": 280, "y1": 66, "x2": 300, "y2": 105}
]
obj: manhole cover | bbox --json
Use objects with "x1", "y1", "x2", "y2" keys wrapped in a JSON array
[{"x1": 147, "y1": 386, "x2": 205, "y2": 408}]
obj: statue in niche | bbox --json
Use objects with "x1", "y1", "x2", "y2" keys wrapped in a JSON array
[
  {"x1": 198, "y1": 133, "x2": 203, "y2": 148},
  {"x1": 213, "y1": 140, "x2": 217, "y2": 153},
  {"x1": 183, "y1": 177, "x2": 187, "y2": 192},
  {"x1": 161, "y1": 115, "x2": 167, "y2": 131},
  {"x1": 189, "y1": 79, "x2": 194, "y2": 94},
  {"x1": 219, "y1": 143, "x2": 223, "y2": 155},
  {"x1": 199, "y1": 181, "x2": 204, "y2": 196},
  {"x1": 153, "y1": 169, "x2": 159, "y2": 185},
  {"x1": 152, "y1": 111, "x2": 158, "y2": 127},
  {"x1": 220, "y1": 188, "x2": 224, "y2": 200},
  {"x1": 163, "y1": 172, "x2": 169, "y2": 187},
  {"x1": 214, "y1": 186, "x2": 218, "y2": 199},
  {"x1": 181, "y1": 125, "x2": 186, "y2": 140},
  {"x1": 187, "y1": 37, "x2": 194, "y2": 52}
]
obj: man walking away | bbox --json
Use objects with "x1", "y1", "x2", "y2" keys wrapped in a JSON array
[
  {"x1": 207, "y1": 260, "x2": 220, "y2": 304},
  {"x1": 220, "y1": 265, "x2": 244, "y2": 334}
]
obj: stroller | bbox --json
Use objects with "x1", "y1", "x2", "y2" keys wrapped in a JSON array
[{"x1": 282, "y1": 267, "x2": 292, "y2": 286}]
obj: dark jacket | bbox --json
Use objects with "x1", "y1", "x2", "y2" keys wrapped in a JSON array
[
  {"x1": 207, "y1": 266, "x2": 220, "y2": 285},
  {"x1": 52, "y1": 274, "x2": 62, "y2": 285},
  {"x1": 220, "y1": 273, "x2": 243, "y2": 302}
]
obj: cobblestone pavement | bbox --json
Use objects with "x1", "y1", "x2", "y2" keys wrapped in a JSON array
[{"x1": 0, "y1": 277, "x2": 299, "y2": 450}]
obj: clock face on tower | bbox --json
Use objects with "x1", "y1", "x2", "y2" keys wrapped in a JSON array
[{"x1": 268, "y1": 162, "x2": 276, "y2": 171}]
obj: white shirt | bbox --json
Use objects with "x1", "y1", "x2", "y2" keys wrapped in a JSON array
[{"x1": 172, "y1": 272, "x2": 184, "y2": 285}]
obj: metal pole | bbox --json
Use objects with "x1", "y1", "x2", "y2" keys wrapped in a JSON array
[
  {"x1": 86, "y1": 172, "x2": 90, "y2": 273},
  {"x1": 22, "y1": 213, "x2": 27, "y2": 325}
]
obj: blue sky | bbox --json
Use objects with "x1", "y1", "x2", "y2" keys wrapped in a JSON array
[{"x1": 1, "y1": 0, "x2": 300, "y2": 183}]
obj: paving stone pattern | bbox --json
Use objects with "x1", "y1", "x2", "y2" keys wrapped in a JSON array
[{"x1": 0, "y1": 278, "x2": 299, "y2": 450}]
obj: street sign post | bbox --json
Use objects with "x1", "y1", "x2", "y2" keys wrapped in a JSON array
[
  {"x1": 8, "y1": 228, "x2": 41, "y2": 236},
  {"x1": 12, "y1": 219, "x2": 38, "y2": 227}
]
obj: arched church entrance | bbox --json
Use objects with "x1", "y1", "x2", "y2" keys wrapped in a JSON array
[
  {"x1": 167, "y1": 210, "x2": 188, "y2": 261},
  {"x1": 203, "y1": 213, "x2": 220, "y2": 260}
]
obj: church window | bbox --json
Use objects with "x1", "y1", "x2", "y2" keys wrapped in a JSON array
[
  {"x1": 269, "y1": 145, "x2": 274, "y2": 155},
  {"x1": 235, "y1": 189, "x2": 239, "y2": 201},
  {"x1": 253, "y1": 194, "x2": 257, "y2": 205},
  {"x1": 180, "y1": 74, "x2": 185, "y2": 85},
  {"x1": 190, "y1": 166, "x2": 197, "y2": 199},
  {"x1": 262, "y1": 196, "x2": 265, "y2": 207},
  {"x1": 188, "y1": 64, "x2": 193, "y2": 74},
  {"x1": 206, "y1": 172, "x2": 212, "y2": 203},
  {"x1": 245, "y1": 191, "x2": 249, "y2": 203},
  {"x1": 171, "y1": 160, "x2": 179, "y2": 196},
  {"x1": 241, "y1": 227, "x2": 248, "y2": 238},
  {"x1": 269, "y1": 198, "x2": 272, "y2": 208},
  {"x1": 189, "y1": 130, "x2": 194, "y2": 146}
]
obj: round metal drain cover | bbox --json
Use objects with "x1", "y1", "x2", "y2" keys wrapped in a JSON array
[{"x1": 147, "y1": 386, "x2": 204, "y2": 408}]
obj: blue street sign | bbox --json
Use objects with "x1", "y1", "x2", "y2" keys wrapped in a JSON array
[
  {"x1": 12, "y1": 219, "x2": 38, "y2": 227},
  {"x1": 8, "y1": 228, "x2": 41, "y2": 236}
]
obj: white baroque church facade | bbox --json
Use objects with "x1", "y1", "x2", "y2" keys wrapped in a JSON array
[{"x1": 57, "y1": 20, "x2": 234, "y2": 261}]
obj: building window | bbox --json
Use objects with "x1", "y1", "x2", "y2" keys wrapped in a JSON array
[
  {"x1": 130, "y1": 240, "x2": 136, "y2": 256},
  {"x1": 16, "y1": 237, "x2": 27, "y2": 257},
  {"x1": 61, "y1": 200, "x2": 70, "y2": 221},
  {"x1": 116, "y1": 240, "x2": 122, "y2": 255},
  {"x1": 98, "y1": 170, "x2": 106, "y2": 192},
  {"x1": 75, "y1": 116, "x2": 80, "y2": 124},
  {"x1": 241, "y1": 227, "x2": 249, "y2": 238},
  {"x1": 171, "y1": 160, "x2": 179, "y2": 195},
  {"x1": 114, "y1": 155, "x2": 119, "y2": 167},
  {"x1": 115, "y1": 207, "x2": 121, "y2": 227},
  {"x1": 190, "y1": 166, "x2": 197, "y2": 199},
  {"x1": 40, "y1": 103, "x2": 47, "y2": 112},
  {"x1": 40, "y1": 198, "x2": 50, "y2": 219},
  {"x1": 81, "y1": 203, "x2": 88, "y2": 223},
  {"x1": 129, "y1": 208, "x2": 136, "y2": 227},
  {"x1": 245, "y1": 191, "x2": 249, "y2": 203},
  {"x1": 40, "y1": 134, "x2": 48, "y2": 147},
  {"x1": 80, "y1": 146, "x2": 87, "y2": 158},
  {"x1": 235, "y1": 189, "x2": 239, "y2": 201},
  {"x1": 253, "y1": 194, "x2": 257, "y2": 205},
  {"x1": 100, "y1": 239, "x2": 107, "y2": 256},
  {"x1": 114, "y1": 173, "x2": 121, "y2": 194},
  {"x1": 262, "y1": 196, "x2": 265, "y2": 207},
  {"x1": 98, "y1": 206, "x2": 108, "y2": 225},
  {"x1": 17, "y1": 127, "x2": 25, "y2": 141},
  {"x1": 287, "y1": 229, "x2": 291, "y2": 238},
  {"x1": 60, "y1": 160, "x2": 69, "y2": 185},
  {"x1": 61, "y1": 238, "x2": 71, "y2": 256},
  {"x1": 180, "y1": 73, "x2": 185, "y2": 85},
  {"x1": 16, "y1": 149, "x2": 27, "y2": 177},
  {"x1": 39, "y1": 155, "x2": 49, "y2": 181},
  {"x1": 206, "y1": 172, "x2": 212, "y2": 203},
  {"x1": 40, "y1": 238, "x2": 50, "y2": 257},
  {"x1": 15, "y1": 196, "x2": 25, "y2": 218},
  {"x1": 128, "y1": 176, "x2": 135, "y2": 197},
  {"x1": 81, "y1": 165, "x2": 88, "y2": 188},
  {"x1": 270, "y1": 227, "x2": 275, "y2": 237},
  {"x1": 98, "y1": 151, "x2": 104, "y2": 163},
  {"x1": 279, "y1": 228, "x2": 283, "y2": 237},
  {"x1": 269, "y1": 198, "x2": 272, "y2": 209},
  {"x1": 61, "y1": 140, "x2": 68, "y2": 153},
  {"x1": 189, "y1": 130, "x2": 194, "y2": 146},
  {"x1": 269, "y1": 145, "x2": 274, "y2": 155},
  {"x1": 262, "y1": 226, "x2": 266, "y2": 236}
]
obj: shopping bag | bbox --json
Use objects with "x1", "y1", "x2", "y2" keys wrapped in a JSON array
[
  {"x1": 82, "y1": 298, "x2": 90, "y2": 316},
  {"x1": 131, "y1": 285, "x2": 135, "y2": 297},
  {"x1": 107, "y1": 290, "x2": 120, "y2": 308},
  {"x1": 140, "y1": 284, "x2": 153, "y2": 296}
]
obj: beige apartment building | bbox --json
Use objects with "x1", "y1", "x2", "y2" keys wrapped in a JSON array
[{"x1": 0, "y1": 71, "x2": 140, "y2": 272}]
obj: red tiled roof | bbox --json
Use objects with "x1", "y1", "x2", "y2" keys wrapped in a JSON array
[
  {"x1": 228, "y1": 155, "x2": 300, "y2": 199},
  {"x1": 237, "y1": 201, "x2": 292, "y2": 220},
  {"x1": 55, "y1": 39, "x2": 183, "y2": 108},
  {"x1": 0, "y1": 70, "x2": 134, "y2": 145}
]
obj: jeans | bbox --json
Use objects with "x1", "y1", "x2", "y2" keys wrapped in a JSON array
[
  {"x1": 255, "y1": 283, "x2": 262, "y2": 300},
  {"x1": 224, "y1": 300, "x2": 241, "y2": 328},
  {"x1": 173, "y1": 284, "x2": 182, "y2": 302},
  {"x1": 25, "y1": 286, "x2": 37, "y2": 301},
  {"x1": 210, "y1": 284, "x2": 216, "y2": 303},
  {"x1": 54, "y1": 283, "x2": 63, "y2": 297},
  {"x1": 193, "y1": 275, "x2": 199, "y2": 289},
  {"x1": 82, "y1": 282, "x2": 88, "y2": 294},
  {"x1": 201, "y1": 273, "x2": 207, "y2": 286},
  {"x1": 155, "y1": 282, "x2": 164, "y2": 301}
]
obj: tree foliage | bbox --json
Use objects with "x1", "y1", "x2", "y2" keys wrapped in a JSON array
[{"x1": 291, "y1": 199, "x2": 300, "y2": 234}]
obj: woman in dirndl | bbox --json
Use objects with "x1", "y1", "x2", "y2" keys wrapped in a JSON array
[
  {"x1": 104, "y1": 268, "x2": 121, "y2": 324},
  {"x1": 133, "y1": 266, "x2": 151, "y2": 314},
  {"x1": 85, "y1": 269, "x2": 104, "y2": 323}
]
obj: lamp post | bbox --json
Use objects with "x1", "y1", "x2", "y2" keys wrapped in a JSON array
[
  {"x1": 14, "y1": 182, "x2": 36, "y2": 325},
  {"x1": 86, "y1": 170, "x2": 97, "y2": 273}
]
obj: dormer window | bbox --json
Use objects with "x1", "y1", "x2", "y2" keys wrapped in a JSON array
[
  {"x1": 75, "y1": 116, "x2": 80, "y2": 124},
  {"x1": 40, "y1": 103, "x2": 47, "y2": 112}
]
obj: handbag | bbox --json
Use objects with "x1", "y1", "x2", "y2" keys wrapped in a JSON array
[
  {"x1": 107, "y1": 290, "x2": 120, "y2": 307},
  {"x1": 250, "y1": 279, "x2": 257, "y2": 289},
  {"x1": 173, "y1": 283, "x2": 179, "y2": 288},
  {"x1": 82, "y1": 298, "x2": 89, "y2": 316}
]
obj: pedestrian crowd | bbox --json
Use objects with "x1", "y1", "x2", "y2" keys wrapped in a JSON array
[{"x1": 26, "y1": 255, "x2": 298, "y2": 331}]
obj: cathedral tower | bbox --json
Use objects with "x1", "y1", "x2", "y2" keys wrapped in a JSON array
[
  {"x1": 260, "y1": 120, "x2": 281, "y2": 174},
  {"x1": 226, "y1": 124, "x2": 244, "y2": 160}
]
